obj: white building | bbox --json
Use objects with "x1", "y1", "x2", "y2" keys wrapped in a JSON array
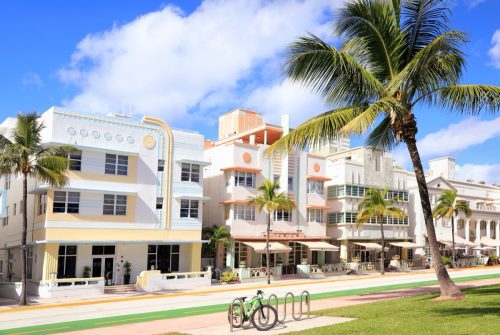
[{"x1": 0, "y1": 107, "x2": 208, "y2": 286}]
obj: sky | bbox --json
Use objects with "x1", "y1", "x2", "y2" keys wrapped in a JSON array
[{"x1": 1, "y1": 0, "x2": 500, "y2": 183}]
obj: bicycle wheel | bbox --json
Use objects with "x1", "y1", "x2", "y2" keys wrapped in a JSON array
[
  {"x1": 251, "y1": 304, "x2": 278, "y2": 331},
  {"x1": 228, "y1": 303, "x2": 243, "y2": 328}
]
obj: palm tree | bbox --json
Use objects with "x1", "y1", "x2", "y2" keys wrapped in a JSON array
[
  {"x1": 202, "y1": 225, "x2": 232, "y2": 267},
  {"x1": 247, "y1": 179, "x2": 295, "y2": 284},
  {"x1": 0, "y1": 113, "x2": 70, "y2": 305},
  {"x1": 266, "y1": 0, "x2": 500, "y2": 299},
  {"x1": 432, "y1": 190, "x2": 471, "y2": 268},
  {"x1": 356, "y1": 188, "x2": 406, "y2": 274}
]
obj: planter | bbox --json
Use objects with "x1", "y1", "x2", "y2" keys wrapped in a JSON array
[{"x1": 123, "y1": 274, "x2": 131, "y2": 285}]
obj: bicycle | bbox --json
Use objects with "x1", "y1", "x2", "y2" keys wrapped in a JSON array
[{"x1": 228, "y1": 290, "x2": 278, "y2": 331}]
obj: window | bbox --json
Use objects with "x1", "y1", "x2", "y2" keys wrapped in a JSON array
[
  {"x1": 180, "y1": 199, "x2": 199, "y2": 218},
  {"x1": 4, "y1": 175, "x2": 10, "y2": 190},
  {"x1": 234, "y1": 171, "x2": 255, "y2": 188},
  {"x1": 92, "y1": 245, "x2": 115, "y2": 255},
  {"x1": 147, "y1": 245, "x2": 179, "y2": 272},
  {"x1": 307, "y1": 180, "x2": 324, "y2": 194},
  {"x1": 181, "y1": 163, "x2": 200, "y2": 182},
  {"x1": 68, "y1": 150, "x2": 82, "y2": 171},
  {"x1": 26, "y1": 247, "x2": 33, "y2": 280},
  {"x1": 234, "y1": 242, "x2": 248, "y2": 268},
  {"x1": 13, "y1": 203, "x2": 16, "y2": 216},
  {"x1": 273, "y1": 175, "x2": 280, "y2": 184},
  {"x1": 158, "y1": 159, "x2": 165, "y2": 172},
  {"x1": 2, "y1": 206, "x2": 8, "y2": 226},
  {"x1": 53, "y1": 191, "x2": 80, "y2": 214},
  {"x1": 234, "y1": 205, "x2": 255, "y2": 220},
  {"x1": 307, "y1": 209, "x2": 324, "y2": 223},
  {"x1": 103, "y1": 194, "x2": 127, "y2": 215},
  {"x1": 38, "y1": 193, "x2": 47, "y2": 215},
  {"x1": 224, "y1": 205, "x2": 230, "y2": 220},
  {"x1": 273, "y1": 209, "x2": 291, "y2": 221},
  {"x1": 105, "y1": 154, "x2": 128, "y2": 175},
  {"x1": 156, "y1": 197, "x2": 164, "y2": 209},
  {"x1": 57, "y1": 245, "x2": 77, "y2": 278},
  {"x1": 288, "y1": 176, "x2": 293, "y2": 191}
]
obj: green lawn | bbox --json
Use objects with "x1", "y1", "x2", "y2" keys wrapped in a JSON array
[{"x1": 289, "y1": 284, "x2": 500, "y2": 335}]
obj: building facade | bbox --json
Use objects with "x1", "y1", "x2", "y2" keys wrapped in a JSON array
[{"x1": 0, "y1": 107, "x2": 208, "y2": 284}]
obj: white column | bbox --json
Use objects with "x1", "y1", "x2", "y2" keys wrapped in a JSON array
[
  {"x1": 496, "y1": 221, "x2": 500, "y2": 257},
  {"x1": 475, "y1": 221, "x2": 481, "y2": 256},
  {"x1": 465, "y1": 219, "x2": 470, "y2": 255}
]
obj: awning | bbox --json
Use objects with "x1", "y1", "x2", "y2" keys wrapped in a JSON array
[
  {"x1": 480, "y1": 236, "x2": 500, "y2": 247},
  {"x1": 354, "y1": 242, "x2": 388, "y2": 251},
  {"x1": 243, "y1": 242, "x2": 292, "y2": 253},
  {"x1": 435, "y1": 234, "x2": 475, "y2": 247},
  {"x1": 389, "y1": 242, "x2": 424, "y2": 249},
  {"x1": 472, "y1": 246, "x2": 496, "y2": 251},
  {"x1": 221, "y1": 166, "x2": 262, "y2": 173},
  {"x1": 297, "y1": 241, "x2": 339, "y2": 252}
]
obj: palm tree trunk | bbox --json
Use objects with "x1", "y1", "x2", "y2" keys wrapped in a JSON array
[
  {"x1": 379, "y1": 215, "x2": 385, "y2": 275},
  {"x1": 405, "y1": 137, "x2": 463, "y2": 299},
  {"x1": 451, "y1": 215, "x2": 455, "y2": 268},
  {"x1": 266, "y1": 213, "x2": 271, "y2": 285},
  {"x1": 20, "y1": 173, "x2": 28, "y2": 305}
]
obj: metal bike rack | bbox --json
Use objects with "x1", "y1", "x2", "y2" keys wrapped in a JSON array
[{"x1": 229, "y1": 297, "x2": 245, "y2": 332}]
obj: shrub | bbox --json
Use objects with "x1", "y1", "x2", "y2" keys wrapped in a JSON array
[
  {"x1": 441, "y1": 256, "x2": 452, "y2": 265},
  {"x1": 221, "y1": 271, "x2": 239, "y2": 283}
]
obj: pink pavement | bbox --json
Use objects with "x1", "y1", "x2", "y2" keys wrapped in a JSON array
[{"x1": 58, "y1": 278, "x2": 500, "y2": 335}]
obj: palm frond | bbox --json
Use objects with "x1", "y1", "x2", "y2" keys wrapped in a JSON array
[
  {"x1": 366, "y1": 115, "x2": 397, "y2": 150},
  {"x1": 286, "y1": 33, "x2": 386, "y2": 105}
]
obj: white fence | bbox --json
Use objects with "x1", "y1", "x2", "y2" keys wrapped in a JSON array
[
  {"x1": 136, "y1": 268, "x2": 212, "y2": 292},
  {"x1": 0, "y1": 278, "x2": 104, "y2": 299}
]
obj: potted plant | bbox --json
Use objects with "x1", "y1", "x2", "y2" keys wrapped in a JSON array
[
  {"x1": 123, "y1": 261, "x2": 132, "y2": 285},
  {"x1": 441, "y1": 256, "x2": 452, "y2": 269},
  {"x1": 105, "y1": 271, "x2": 113, "y2": 286},
  {"x1": 83, "y1": 266, "x2": 91, "y2": 278}
]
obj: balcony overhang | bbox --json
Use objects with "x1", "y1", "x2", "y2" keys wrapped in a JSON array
[
  {"x1": 221, "y1": 166, "x2": 262, "y2": 173},
  {"x1": 306, "y1": 205, "x2": 330, "y2": 210},
  {"x1": 30, "y1": 179, "x2": 138, "y2": 195},
  {"x1": 176, "y1": 159, "x2": 211, "y2": 167},
  {"x1": 307, "y1": 176, "x2": 331, "y2": 181}
]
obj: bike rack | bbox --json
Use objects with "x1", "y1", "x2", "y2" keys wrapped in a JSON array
[{"x1": 228, "y1": 290, "x2": 310, "y2": 332}]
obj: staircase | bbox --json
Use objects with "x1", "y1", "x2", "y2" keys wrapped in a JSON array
[{"x1": 104, "y1": 284, "x2": 138, "y2": 294}]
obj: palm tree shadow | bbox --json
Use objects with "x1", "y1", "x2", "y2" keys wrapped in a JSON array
[{"x1": 435, "y1": 306, "x2": 500, "y2": 317}]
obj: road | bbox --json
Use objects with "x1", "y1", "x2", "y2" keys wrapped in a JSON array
[{"x1": 0, "y1": 267, "x2": 499, "y2": 334}]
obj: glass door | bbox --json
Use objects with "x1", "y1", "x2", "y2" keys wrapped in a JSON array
[
  {"x1": 92, "y1": 258, "x2": 102, "y2": 277},
  {"x1": 92, "y1": 257, "x2": 115, "y2": 284}
]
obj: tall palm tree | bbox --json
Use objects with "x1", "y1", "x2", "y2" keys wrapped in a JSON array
[
  {"x1": 247, "y1": 179, "x2": 295, "y2": 284},
  {"x1": 266, "y1": 0, "x2": 499, "y2": 299},
  {"x1": 0, "y1": 113, "x2": 70, "y2": 305},
  {"x1": 432, "y1": 189, "x2": 471, "y2": 268},
  {"x1": 202, "y1": 225, "x2": 232, "y2": 267},
  {"x1": 356, "y1": 188, "x2": 406, "y2": 274}
]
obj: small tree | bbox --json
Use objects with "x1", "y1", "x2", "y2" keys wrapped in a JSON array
[
  {"x1": 202, "y1": 225, "x2": 231, "y2": 267},
  {"x1": 356, "y1": 188, "x2": 405, "y2": 274},
  {"x1": 0, "y1": 113, "x2": 70, "y2": 305},
  {"x1": 248, "y1": 180, "x2": 295, "y2": 285},
  {"x1": 433, "y1": 190, "x2": 471, "y2": 267}
]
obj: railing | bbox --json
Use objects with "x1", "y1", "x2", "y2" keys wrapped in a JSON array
[
  {"x1": 454, "y1": 257, "x2": 488, "y2": 268},
  {"x1": 136, "y1": 269, "x2": 212, "y2": 292},
  {"x1": 401, "y1": 258, "x2": 426, "y2": 269},
  {"x1": 249, "y1": 266, "x2": 282, "y2": 278},
  {"x1": 162, "y1": 271, "x2": 209, "y2": 280}
]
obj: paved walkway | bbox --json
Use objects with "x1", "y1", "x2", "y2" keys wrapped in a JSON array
[{"x1": 50, "y1": 277, "x2": 500, "y2": 335}]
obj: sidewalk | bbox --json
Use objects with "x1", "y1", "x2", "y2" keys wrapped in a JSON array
[{"x1": 54, "y1": 277, "x2": 500, "y2": 335}]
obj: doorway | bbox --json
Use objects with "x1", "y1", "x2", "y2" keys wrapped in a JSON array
[{"x1": 92, "y1": 257, "x2": 114, "y2": 283}]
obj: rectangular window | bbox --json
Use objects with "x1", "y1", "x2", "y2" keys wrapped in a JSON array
[
  {"x1": 105, "y1": 154, "x2": 128, "y2": 176},
  {"x1": 288, "y1": 176, "x2": 293, "y2": 191},
  {"x1": 147, "y1": 244, "x2": 179, "y2": 272},
  {"x1": 92, "y1": 245, "x2": 115, "y2": 255},
  {"x1": 156, "y1": 197, "x2": 163, "y2": 209},
  {"x1": 13, "y1": 203, "x2": 16, "y2": 216},
  {"x1": 38, "y1": 193, "x2": 47, "y2": 215},
  {"x1": 2, "y1": 206, "x2": 8, "y2": 226},
  {"x1": 307, "y1": 209, "x2": 324, "y2": 223},
  {"x1": 103, "y1": 194, "x2": 127, "y2": 215},
  {"x1": 180, "y1": 199, "x2": 199, "y2": 218},
  {"x1": 4, "y1": 175, "x2": 10, "y2": 190},
  {"x1": 181, "y1": 163, "x2": 200, "y2": 182},
  {"x1": 307, "y1": 180, "x2": 324, "y2": 194},
  {"x1": 233, "y1": 205, "x2": 255, "y2": 220},
  {"x1": 57, "y1": 245, "x2": 77, "y2": 278},
  {"x1": 273, "y1": 209, "x2": 291, "y2": 222},
  {"x1": 158, "y1": 159, "x2": 165, "y2": 172},
  {"x1": 68, "y1": 150, "x2": 82, "y2": 171},
  {"x1": 53, "y1": 191, "x2": 80, "y2": 214},
  {"x1": 234, "y1": 171, "x2": 255, "y2": 188}
]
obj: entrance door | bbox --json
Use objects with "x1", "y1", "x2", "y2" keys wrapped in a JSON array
[
  {"x1": 360, "y1": 250, "x2": 371, "y2": 263},
  {"x1": 92, "y1": 257, "x2": 114, "y2": 284}
]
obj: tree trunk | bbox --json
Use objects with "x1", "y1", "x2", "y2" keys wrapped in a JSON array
[
  {"x1": 266, "y1": 213, "x2": 271, "y2": 285},
  {"x1": 451, "y1": 215, "x2": 456, "y2": 269},
  {"x1": 20, "y1": 173, "x2": 28, "y2": 305},
  {"x1": 405, "y1": 137, "x2": 463, "y2": 299},
  {"x1": 379, "y1": 215, "x2": 385, "y2": 275}
]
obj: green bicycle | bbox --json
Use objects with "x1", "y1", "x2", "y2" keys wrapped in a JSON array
[{"x1": 228, "y1": 290, "x2": 278, "y2": 331}]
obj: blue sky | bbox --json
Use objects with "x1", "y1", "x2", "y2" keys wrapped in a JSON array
[{"x1": 1, "y1": 0, "x2": 500, "y2": 182}]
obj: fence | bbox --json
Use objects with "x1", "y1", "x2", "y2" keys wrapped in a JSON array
[{"x1": 136, "y1": 268, "x2": 212, "y2": 292}]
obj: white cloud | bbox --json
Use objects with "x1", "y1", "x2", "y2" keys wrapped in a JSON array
[
  {"x1": 59, "y1": 0, "x2": 341, "y2": 128},
  {"x1": 22, "y1": 72, "x2": 44, "y2": 88},
  {"x1": 488, "y1": 29, "x2": 500, "y2": 69},
  {"x1": 455, "y1": 163, "x2": 500, "y2": 184},
  {"x1": 393, "y1": 117, "x2": 500, "y2": 167},
  {"x1": 468, "y1": 0, "x2": 487, "y2": 8}
]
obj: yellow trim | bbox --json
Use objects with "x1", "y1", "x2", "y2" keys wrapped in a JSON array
[
  {"x1": 2, "y1": 265, "x2": 497, "y2": 314},
  {"x1": 41, "y1": 244, "x2": 59, "y2": 281},
  {"x1": 66, "y1": 155, "x2": 137, "y2": 183},
  {"x1": 33, "y1": 228, "x2": 200, "y2": 242},
  {"x1": 141, "y1": 116, "x2": 173, "y2": 230},
  {"x1": 190, "y1": 243, "x2": 202, "y2": 272}
]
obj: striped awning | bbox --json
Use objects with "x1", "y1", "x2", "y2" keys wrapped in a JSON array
[
  {"x1": 390, "y1": 242, "x2": 424, "y2": 249},
  {"x1": 297, "y1": 241, "x2": 339, "y2": 252},
  {"x1": 242, "y1": 242, "x2": 292, "y2": 253},
  {"x1": 480, "y1": 236, "x2": 500, "y2": 247},
  {"x1": 354, "y1": 242, "x2": 388, "y2": 251}
]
